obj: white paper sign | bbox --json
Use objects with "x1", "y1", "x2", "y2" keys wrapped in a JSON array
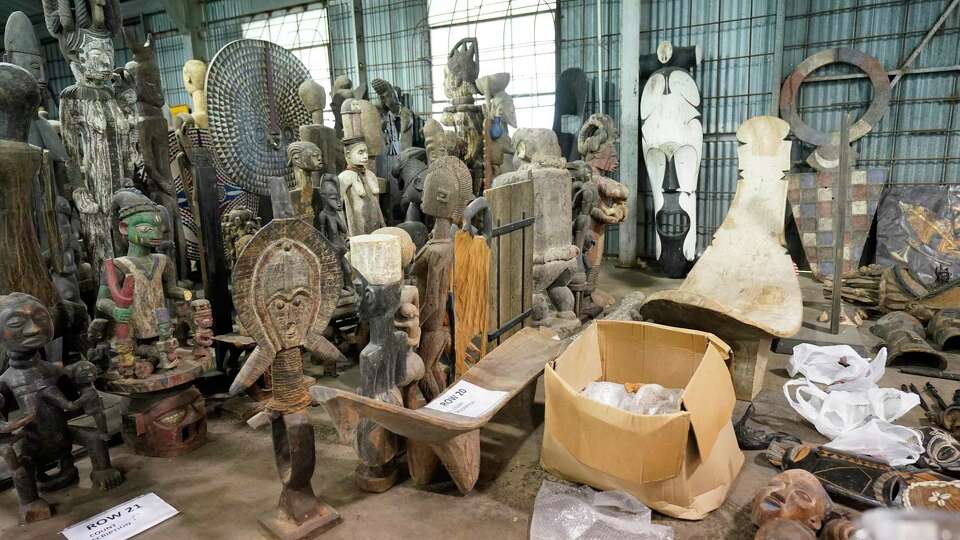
[
  {"x1": 62, "y1": 492, "x2": 179, "y2": 540},
  {"x1": 424, "y1": 380, "x2": 508, "y2": 418}
]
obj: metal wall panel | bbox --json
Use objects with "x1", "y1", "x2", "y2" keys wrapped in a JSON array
[{"x1": 360, "y1": 0, "x2": 432, "y2": 116}]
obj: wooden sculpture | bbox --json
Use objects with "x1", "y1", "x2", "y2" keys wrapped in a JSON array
[
  {"x1": 191, "y1": 299, "x2": 214, "y2": 371},
  {"x1": 228, "y1": 180, "x2": 342, "y2": 538},
  {"x1": 315, "y1": 175, "x2": 352, "y2": 294},
  {"x1": 492, "y1": 129, "x2": 580, "y2": 336},
  {"x1": 442, "y1": 38, "x2": 484, "y2": 182},
  {"x1": 641, "y1": 116, "x2": 802, "y2": 400},
  {"x1": 96, "y1": 189, "x2": 193, "y2": 378},
  {"x1": 182, "y1": 59, "x2": 208, "y2": 128},
  {"x1": 339, "y1": 105, "x2": 386, "y2": 236},
  {"x1": 412, "y1": 167, "x2": 458, "y2": 401},
  {"x1": 312, "y1": 327, "x2": 565, "y2": 494},
  {"x1": 641, "y1": 41, "x2": 702, "y2": 278},
  {"x1": 286, "y1": 140, "x2": 324, "y2": 221},
  {"x1": 298, "y1": 79, "x2": 345, "y2": 178},
  {"x1": 478, "y1": 72, "x2": 516, "y2": 188},
  {"x1": 0, "y1": 293, "x2": 124, "y2": 523},
  {"x1": 43, "y1": 0, "x2": 139, "y2": 275}
]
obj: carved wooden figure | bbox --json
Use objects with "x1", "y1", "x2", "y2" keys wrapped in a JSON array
[
  {"x1": 492, "y1": 129, "x2": 580, "y2": 335},
  {"x1": 43, "y1": 0, "x2": 139, "y2": 275},
  {"x1": 442, "y1": 38, "x2": 484, "y2": 180},
  {"x1": 228, "y1": 180, "x2": 343, "y2": 538},
  {"x1": 0, "y1": 294, "x2": 123, "y2": 523},
  {"x1": 96, "y1": 189, "x2": 193, "y2": 379},
  {"x1": 286, "y1": 140, "x2": 324, "y2": 221},
  {"x1": 338, "y1": 123, "x2": 386, "y2": 237},
  {"x1": 478, "y1": 72, "x2": 516, "y2": 187},
  {"x1": 191, "y1": 299, "x2": 215, "y2": 371},
  {"x1": 316, "y1": 175, "x2": 352, "y2": 293},
  {"x1": 641, "y1": 41, "x2": 702, "y2": 278},
  {"x1": 298, "y1": 79, "x2": 345, "y2": 176},
  {"x1": 182, "y1": 60, "x2": 208, "y2": 128}
]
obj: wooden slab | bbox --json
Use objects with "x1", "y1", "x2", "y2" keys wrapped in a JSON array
[
  {"x1": 485, "y1": 180, "x2": 534, "y2": 349},
  {"x1": 106, "y1": 360, "x2": 202, "y2": 395},
  {"x1": 311, "y1": 327, "x2": 564, "y2": 444}
]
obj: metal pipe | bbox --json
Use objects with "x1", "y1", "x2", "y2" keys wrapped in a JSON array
[{"x1": 596, "y1": 0, "x2": 603, "y2": 114}]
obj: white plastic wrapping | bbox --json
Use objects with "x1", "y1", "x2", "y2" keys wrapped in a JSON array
[
  {"x1": 581, "y1": 382, "x2": 682, "y2": 415},
  {"x1": 530, "y1": 479, "x2": 674, "y2": 540},
  {"x1": 783, "y1": 380, "x2": 919, "y2": 439},
  {"x1": 788, "y1": 344, "x2": 887, "y2": 391},
  {"x1": 823, "y1": 419, "x2": 924, "y2": 466}
]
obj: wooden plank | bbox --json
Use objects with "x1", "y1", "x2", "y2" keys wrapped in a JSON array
[{"x1": 485, "y1": 181, "x2": 534, "y2": 350}]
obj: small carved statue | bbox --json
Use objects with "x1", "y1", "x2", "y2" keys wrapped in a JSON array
[
  {"x1": 493, "y1": 129, "x2": 580, "y2": 334},
  {"x1": 331, "y1": 75, "x2": 358, "y2": 140},
  {"x1": 43, "y1": 0, "x2": 140, "y2": 276},
  {"x1": 0, "y1": 293, "x2": 123, "y2": 523},
  {"x1": 315, "y1": 175, "x2": 352, "y2": 293},
  {"x1": 221, "y1": 206, "x2": 261, "y2": 269},
  {"x1": 191, "y1": 299, "x2": 214, "y2": 371},
  {"x1": 96, "y1": 189, "x2": 193, "y2": 379},
  {"x1": 0, "y1": 393, "x2": 40, "y2": 522},
  {"x1": 338, "y1": 134, "x2": 386, "y2": 237},
  {"x1": 641, "y1": 41, "x2": 702, "y2": 278},
  {"x1": 298, "y1": 79, "x2": 346, "y2": 176},
  {"x1": 478, "y1": 72, "x2": 517, "y2": 186},
  {"x1": 70, "y1": 360, "x2": 109, "y2": 440},
  {"x1": 287, "y1": 140, "x2": 324, "y2": 221},
  {"x1": 182, "y1": 59, "x2": 208, "y2": 128},
  {"x1": 412, "y1": 168, "x2": 458, "y2": 400},
  {"x1": 442, "y1": 38, "x2": 484, "y2": 183},
  {"x1": 372, "y1": 78, "x2": 403, "y2": 160}
]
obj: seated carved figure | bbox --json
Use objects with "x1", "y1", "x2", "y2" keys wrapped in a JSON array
[{"x1": 493, "y1": 128, "x2": 580, "y2": 334}]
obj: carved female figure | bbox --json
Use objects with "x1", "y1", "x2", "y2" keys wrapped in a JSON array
[
  {"x1": 338, "y1": 139, "x2": 385, "y2": 237},
  {"x1": 287, "y1": 140, "x2": 324, "y2": 221}
]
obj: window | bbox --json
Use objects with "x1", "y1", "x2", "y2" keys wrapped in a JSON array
[
  {"x1": 242, "y1": 3, "x2": 334, "y2": 124},
  {"x1": 428, "y1": 0, "x2": 557, "y2": 129}
]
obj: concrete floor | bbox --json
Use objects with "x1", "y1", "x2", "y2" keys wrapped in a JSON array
[{"x1": 2, "y1": 259, "x2": 957, "y2": 539}]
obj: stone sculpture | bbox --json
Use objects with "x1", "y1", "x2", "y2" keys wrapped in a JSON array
[
  {"x1": 348, "y1": 234, "x2": 410, "y2": 492},
  {"x1": 641, "y1": 116, "x2": 803, "y2": 400},
  {"x1": 227, "y1": 180, "x2": 343, "y2": 538},
  {"x1": 478, "y1": 72, "x2": 516, "y2": 188},
  {"x1": 287, "y1": 140, "x2": 324, "y2": 221},
  {"x1": 576, "y1": 114, "x2": 629, "y2": 317},
  {"x1": 43, "y1": 0, "x2": 139, "y2": 275},
  {"x1": 0, "y1": 293, "x2": 123, "y2": 523},
  {"x1": 412, "y1": 167, "x2": 458, "y2": 400},
  {"x1": 96, "y1": 189, "x2": 193, "y2": 378},
  {"x1": 339, "y1": 111, "x2": 386, "y2": 237},
  {"x1": 182, "y1": 59, "x2": 208, "y2": 128},
  {"x1": 123, "y1": 29, "x2": 183, "y2": 275},
  {"x1": 641, "y1": 41, "x2": 703, "y2": 278},
  {"x1": 298, "y1": 79, "x2": 346, "y2": 177},
  {"x1": 315, "y1": 175, "x2": 352, "y2": 293},
  {"x1": 493, "y1": 129, "x2": 580, "y2": 335}
]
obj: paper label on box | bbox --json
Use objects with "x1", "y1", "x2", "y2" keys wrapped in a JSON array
[
  {"x1": 424, "y1": 380, "x2": 507, "y2": 418},
  {"x1": 62, "y1": 492, "x2": 178, "y2": 540}
]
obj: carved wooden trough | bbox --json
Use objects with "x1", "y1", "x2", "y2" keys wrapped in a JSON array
[{"x1": 310, "y1": 327, "x2": 565, "y2": 494}]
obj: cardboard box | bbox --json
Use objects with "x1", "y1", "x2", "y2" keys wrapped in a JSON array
[{"x1": 541, "y1": 320, "x2": 744, "y2": 520}]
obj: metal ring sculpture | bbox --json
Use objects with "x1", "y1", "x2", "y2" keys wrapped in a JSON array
[
  {"x1": 205, "y1": 39, "x2": 312, "y2": 195},
  {"x1": 780, "y1": 47, "x2": 891, "y2": 146}
]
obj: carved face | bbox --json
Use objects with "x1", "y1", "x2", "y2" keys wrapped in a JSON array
[
  {"x1": 290, "y1": 145, "x2": 323, "y2": 171},
  {"x1": 346, "y1": 142, "x2": 369, "y2": 167},
  {"x1": 120, "y1": 210, "x2": 164, "y2": 248},
  {"x1": 320, "y1": 181, "x2": 342, "y2": 211},
  {"x1": 0, "y1": 296, "x2": 53, "y2": 355},
  {"x1": 125, "y1": 387, "x2": 206, "y2": 457},
  {"x1": 77, "y1": 34, "x2": 114, "y2": 84},
  {"x1": 421, "y1": 168, "x2": 457, "y2": 220},
  {"x1": 182, "y1": 60, "x2": 207, "y2": 93},
  {"x1": 73, "y1": 360, "x2": 98, "y2": 386},
  {"x1": 191, "y1": 300, "x2": 213, "y2": 328},
  {"x1": 378, "y1": 85, "x2": 401, "y2": 115},
  {"x1": 254, "y1": 241, "x2": 321, "y2": 350},
  {"x1": 752, "y1": 470, "x2": 830, "y2": 531}
]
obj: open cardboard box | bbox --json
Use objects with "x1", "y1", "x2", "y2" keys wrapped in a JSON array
[{"x1": 541, "y1": 320, "x2": 745, "y2": 520}]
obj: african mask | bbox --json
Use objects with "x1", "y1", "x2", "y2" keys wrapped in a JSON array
[
  {"x1": 72, "y1": 31, "x2": 114, "y2": 86},
  {"x1": 752, "y1": 469, "x2": 830, "y2": 531},
  {"x1": 122, "y1": 386, "x2": 207, "y2": 457},
  {"x1": 254, "y1": 241, "x2": 322, "y2": 351},
  {"x1": 641, "y1": 41, "x2": 702, "y2": 278}
]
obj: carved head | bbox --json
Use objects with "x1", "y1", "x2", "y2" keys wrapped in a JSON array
[
  {"x1": 74, "y1": 31, "x2": 114, "y2": 85},
  {"x1": 319, "y1": 176, "x2": 342, "y2": 212},
  {"x1": 345, "y1": 140, "x2": 369, "y2": 167},
  {"x1": 657, "y1": 41, "x2": 674, "y2": 64},
  {"x1": 182, "y1": 59, "x2": 207, "y2": 93},
  {"x1": 3, "y1": 11, "x2": 45, "y2": 88},
  {"x1": 423, "y1": 119, "x2": 447, "y2": 164},
  {"x1": 298, "y1": 79, "x2": 327, "y2": 122},
  {"x1": 287, "y1": 140, "x2": 323, "y2": 172},
  {"x1": 255, "y1": 240, "x2": 321, "y2": 350},
  {"x1": 0, "y1": 293, "x2": 54, "y2": 355},
  {"x1": 114, "y1": 189, "x2": 164, "y2": 250},
  {"x1": 752, "y1": 469, "x2": 830, "y2": 532},
  {"x1": 578, "y1": 114, "x2": 619, "y2": 173},
  {"x1": 421, "y1": 167, "x2": 458, "y2": 220},
  {"x1": 190, "y1": 299, "x2": 213, "y2": 328},
  {"x1": 372, "y1": 78, "x2": 401, "y2": 114},
  {"x1": 72, "y1": 360, "x2": 99, "y2": 386},
  {"x1": 513, "y1": 128, "x2": 564, "y2": 169},
  {"x1": 447, "y1": 37, "x2": 480, "y2": 84}
]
